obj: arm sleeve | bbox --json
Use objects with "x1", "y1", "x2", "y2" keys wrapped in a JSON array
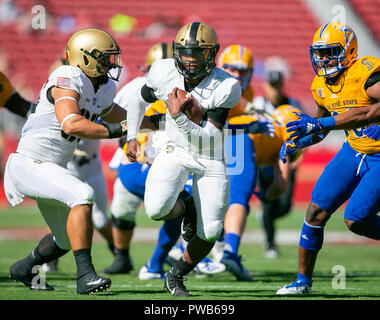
[
  {"x1": 173, "y1": 112, "x2": 220, "y2": 141},
  {"x1": 365, "y1": 71, "x2": 380, "y2": 90},
  {"x1": 126, "y1": 84, "x2": 151, "y2": 141}
]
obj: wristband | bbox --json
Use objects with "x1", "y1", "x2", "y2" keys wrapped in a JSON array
[
  {"x1": 101, "y1": 123, "x2": 123, "y2": 138},
  {"x1": 317, "y1": 116, "x2": 335, "y2": 130}
]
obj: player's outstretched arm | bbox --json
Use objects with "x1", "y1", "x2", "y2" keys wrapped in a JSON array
[{"x1": 300, "y1": 81, "x2": 380, "y2": 132}]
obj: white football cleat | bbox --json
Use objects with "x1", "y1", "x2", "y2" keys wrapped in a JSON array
[
  {"x1": 138, "y1": 264, "x2": 165, "y2": 280},
  {"x1": 276, "y1": 280, "x2": 312, "y2": 295},
  {"x1": 210, "y1": 241, "x2": 224, "y2": 262},
  {"x1": 194, "y1": 257, "x2": 226, "y2": 275}
]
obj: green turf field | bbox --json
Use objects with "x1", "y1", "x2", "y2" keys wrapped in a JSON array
[
  {"x1": 0, "y1": 205, "x2": 379, "y2": 301},
  {"x1": 0, "y1": 203, "x2": 350, "y2": 231}
]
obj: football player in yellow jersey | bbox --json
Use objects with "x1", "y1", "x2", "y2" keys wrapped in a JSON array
[
  {"x1": 218, "y1": 44, "x2": 254, "y2": 118},
  {"x1": 222, "y1": 107, "x2": 300, "y2": 280},
  {"x1": 216, "y1": 45, "x2": 278, "y2": 280},
  {"x1": 277, "y1": 23, "x2": 380, "y2": 295}
]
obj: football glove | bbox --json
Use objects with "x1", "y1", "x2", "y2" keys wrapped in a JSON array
[
  {"x1": 279, "y1": 134, "x2": 314, "y2": 164},
  {"x1": 102, "y1": 120, "x2": 128, "y2": 139},
  {"x1": 363, "y1": 125, "x2": 380, "y2": 141},
  {"x1": 286, "y1": 112, "x2": 320, "y2": 141},
  {"x1": 279, "y1": 141, "x2": 300, "y2": 164},
  {"x1": 247, "y1": 118, "x2": 275, "y2": 137},
  {"x1": 286, "y1": 112, "x2": 335, "y2": 141}
]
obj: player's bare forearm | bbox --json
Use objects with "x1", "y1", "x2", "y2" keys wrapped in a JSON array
[
  {"x1": 62, "y1": 116, "x2": 110, "y2": 139},
  {"x1": 333, "y1": 103, "x2": 380, "y2": 129}
]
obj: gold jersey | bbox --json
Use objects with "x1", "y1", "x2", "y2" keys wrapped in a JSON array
[{"x1": 311, "y1": 56, "x2": 380, "y2": 154}]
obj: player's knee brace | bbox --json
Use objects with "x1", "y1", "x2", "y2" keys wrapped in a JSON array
[
  {"x1": 111, "y1": 215, "x2": 135, "y2": 231},
  {"x1": 299, "y1": 218, "x2": 324, "y2": 251}
]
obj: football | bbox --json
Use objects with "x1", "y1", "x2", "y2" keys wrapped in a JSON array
[{"x1": 178, "y1": 89, "x2": 203, "y2": 126}]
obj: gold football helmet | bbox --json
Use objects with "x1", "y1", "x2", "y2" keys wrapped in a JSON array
[
  {"x1": 66, "y1": 28, "x2": 122, "y2": 81},
  {"x1": 145, "y1": 42, "x2": 173, "y2": 72},
  {"x1": 173, "y1": 22, "x2": 220, "y2": 80}
]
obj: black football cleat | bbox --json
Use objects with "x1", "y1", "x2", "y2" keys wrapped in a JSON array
[
  {"x1": 101, "y1": 255, "x2": 133, "y2": 275},
  {"x1": 164, "y1": 269, "x2": 191, "y2": 297},
  {"x1": 10, "y1": 259, "x2": 54, "y2": 291},
  {"x1": 77, "y1": 273, "x2": 111, "y2": 294},
  {"x1": 181, "y1": 196, "x2": 197, "y2": 242}
]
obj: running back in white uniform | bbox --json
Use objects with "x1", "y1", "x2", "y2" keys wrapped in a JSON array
[{"x1": 142, "y1": 59, "x2": 241, "y2": 242}]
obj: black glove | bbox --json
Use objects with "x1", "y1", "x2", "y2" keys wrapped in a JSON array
[{"x1": 102, "y1": 120, "x2": 127, "y2": 138}]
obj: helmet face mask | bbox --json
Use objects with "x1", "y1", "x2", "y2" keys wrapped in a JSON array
[
  {"x1": 66, "y1": 28, "x2": 122, "y2": 82},
  {"x1": 310, "y1": 23, "x2": 357, "y2": 78},
  {"x1": 173, "y1": 22, "x2": 220, "y2": 81},
  {"x1": 310, "y1": 43, "x2": 346, "y2": 77},
  {"x1": 80, "y1": 47, "x2": 122, "y2": 82}
]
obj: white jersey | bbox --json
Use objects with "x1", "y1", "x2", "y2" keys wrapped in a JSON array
[
  {"x1": 146, "y1": 59, "x2": 241, "y2": 158},
  {"x1": 17, "y1": 65, "x2": 116, "y2": 166},
  {"x1": 114, "y1": 75, "x2": 146, "y2": 110}
]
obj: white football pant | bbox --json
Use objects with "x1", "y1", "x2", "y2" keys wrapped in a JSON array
[
  {"x1": 144, "y1": 145, "x2": 229, "y2": 243},
  {"x1": 4, "y1": 153, "x2": 94, "y2": 249},
  {"x1": 67, "y1": 155, "x2": 109, "y2": 230},
  {"x1": 110, "y1": 177, "x2": 141, "y2": 223}
]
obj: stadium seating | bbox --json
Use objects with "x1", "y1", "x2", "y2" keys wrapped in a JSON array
[
  {"x1": 348, "y1": 0, "x2": 380, "y2": 44},
  {"x1": 1, "y1": 0, "x2": 320, "y2": 108}
]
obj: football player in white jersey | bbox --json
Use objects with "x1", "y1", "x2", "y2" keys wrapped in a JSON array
[
  {"x1": 40, "y1": 53, "x2": 115, "y2": 273},
  {"x1": 126, "y1": 22, "x2": 242, "y2": 297},
  {"x1": 4, "y1": 28, "x2": 129, "y2": 294}
]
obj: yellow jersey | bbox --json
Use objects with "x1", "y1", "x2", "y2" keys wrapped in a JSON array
[
  {"x1": 0, "y1": 71, "x2": 14, "y2": 107},
  {"x1": 311, "y1": 56, "x2": 380, "y2": 154}
]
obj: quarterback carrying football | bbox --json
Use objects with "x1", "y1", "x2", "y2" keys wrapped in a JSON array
[{"x1": 125, "y1": 22, "x2": 242, "y2": 297}]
